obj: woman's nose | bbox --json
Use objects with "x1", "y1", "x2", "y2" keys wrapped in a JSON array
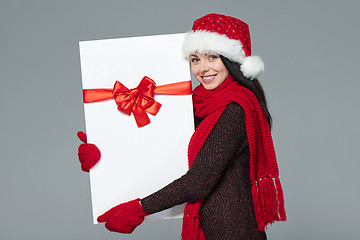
[{"x1": 200, "y1": 61, "x2": 210, "y2": 73}]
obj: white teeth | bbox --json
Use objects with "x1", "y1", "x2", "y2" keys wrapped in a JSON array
[{"x1": 203, "y1": 76, "x2": 215, "y2": 80}]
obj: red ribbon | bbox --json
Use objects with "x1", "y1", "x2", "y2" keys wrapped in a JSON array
[{"x1": 83, "y1": 76, "x2": 192, "y2": 127}]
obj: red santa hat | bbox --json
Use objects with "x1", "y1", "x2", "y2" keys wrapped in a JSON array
[{"x1": 182, "y1": 13, "x2": 264, "y2": 80}]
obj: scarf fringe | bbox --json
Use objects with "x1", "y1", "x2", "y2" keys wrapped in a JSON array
[
  {"x1": 181, "y1": 215, "x2": 206, "y2": 240},
  {"x1": 252, "y1": 176, "x2": 287, "y2": 231}
]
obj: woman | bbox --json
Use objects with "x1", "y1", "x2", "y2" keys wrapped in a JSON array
[{"x1": 78, "y1": 13, "x2": 286, "y2": 240}]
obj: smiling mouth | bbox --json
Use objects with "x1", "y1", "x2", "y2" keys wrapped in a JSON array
[{"x1": 201, "y1": 74, "x2": 217, "y2": 83}]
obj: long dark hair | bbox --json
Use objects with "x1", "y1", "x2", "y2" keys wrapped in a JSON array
[{"x1": 220, "y1": 55, "x2": 272, "y2": 129}]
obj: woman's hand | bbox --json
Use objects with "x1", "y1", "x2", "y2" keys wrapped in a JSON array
[
  {"x1": 97, "y1": 198, "x2": 148, "y2": 233},
  {"x1": 77, "y1": 131, "x2": 101, "y2": 172}
]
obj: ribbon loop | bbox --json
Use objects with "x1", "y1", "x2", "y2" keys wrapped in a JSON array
[{"x1": 112, "y1": 76, "x2": 161, "y2": 127}]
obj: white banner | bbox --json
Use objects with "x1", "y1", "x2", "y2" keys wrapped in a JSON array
[{"x1": 79, "y1": 33, "x2": 194, "y2": 223}]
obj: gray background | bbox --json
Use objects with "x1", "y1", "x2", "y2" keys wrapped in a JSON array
[{"x1": 1, "y1": 0, "x2": 359, "y2": 239}]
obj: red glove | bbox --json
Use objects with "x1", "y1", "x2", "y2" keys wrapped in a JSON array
[
  {"x1": 97, "y1": 199, "x2": 149, "y2": 233},
  {"x1": 77, "y1": 131, "x2": 101, "y2": 172}
]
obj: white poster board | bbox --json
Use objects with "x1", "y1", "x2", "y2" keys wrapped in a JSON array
[{"x1": 79, "y1": 33, "x2": 194, "y2": 223}]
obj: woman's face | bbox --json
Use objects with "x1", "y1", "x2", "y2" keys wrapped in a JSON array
[{"x1": 190, "y1": 52, "x2": 230, "y2": 90}]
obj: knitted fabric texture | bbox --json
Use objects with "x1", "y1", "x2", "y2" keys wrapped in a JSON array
[
  {"x1": 142, "y1": 103, "x2": 265, "y2": 239},
  {"x1": 141, "y1": 76, "x2": 286, "y2": 239},
  {"x1": 77, "y1": 131, "x2": 101, "y2": 172},
  {"x1": 184, "y1": 76, "x2": 286, "y2": 235},
  {"x1": 97, "y1": 198, "x2": 148, "y2": 233}
]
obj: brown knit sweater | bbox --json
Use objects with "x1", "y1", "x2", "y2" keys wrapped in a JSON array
[{"x1": 141, "y1": 103, "x2": 267, "y2": 240}]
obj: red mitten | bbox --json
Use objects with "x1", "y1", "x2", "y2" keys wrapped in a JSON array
[
  {"x1": 77, "y1": 131, "x2": 101, "y2": 172},
  {"x1": 97, "y1": 199, "x2": 149, "y2": 233}
]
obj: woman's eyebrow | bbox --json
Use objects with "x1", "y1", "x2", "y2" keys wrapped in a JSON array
[{"x1": 190, "y1": 54, "x2": 198, "y2": 57}]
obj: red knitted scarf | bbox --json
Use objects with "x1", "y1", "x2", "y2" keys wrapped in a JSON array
[{"x1": 181, "y1": 76, "x2": 286, "y2": 240}]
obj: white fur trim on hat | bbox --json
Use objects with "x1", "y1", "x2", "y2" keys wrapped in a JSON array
[{"x1": 182, "y1": 30, "x2": 246, "y2": 63}]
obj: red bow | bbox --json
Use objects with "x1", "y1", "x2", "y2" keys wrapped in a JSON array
[
  {"x1": 83, "y1": 77, "x2": 192, "y2": 127},
  {"x1": 112, "y1": 76, "x2": 161, "y2": 127}
]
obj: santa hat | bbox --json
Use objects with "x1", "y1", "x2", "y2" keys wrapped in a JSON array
[{"x1": 182, "y1": 13, "x2": 264, "y2": 80}]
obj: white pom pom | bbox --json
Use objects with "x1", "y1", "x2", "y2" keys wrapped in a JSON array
[{"x1": 240, "y1": 56, "x2": 264, "y2": 80}]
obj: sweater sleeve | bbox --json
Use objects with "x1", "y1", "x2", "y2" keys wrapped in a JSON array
[{"x1": 141, "y1": 103, "x2": 249, "y2": 214}]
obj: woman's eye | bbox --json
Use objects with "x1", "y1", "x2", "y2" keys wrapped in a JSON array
[
  {"x1": 190, "y1": 58, "x2": 199, "y2": 63},
  {"x1": 209, "y1": 55, "x2": 218, "y2": 60}
]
